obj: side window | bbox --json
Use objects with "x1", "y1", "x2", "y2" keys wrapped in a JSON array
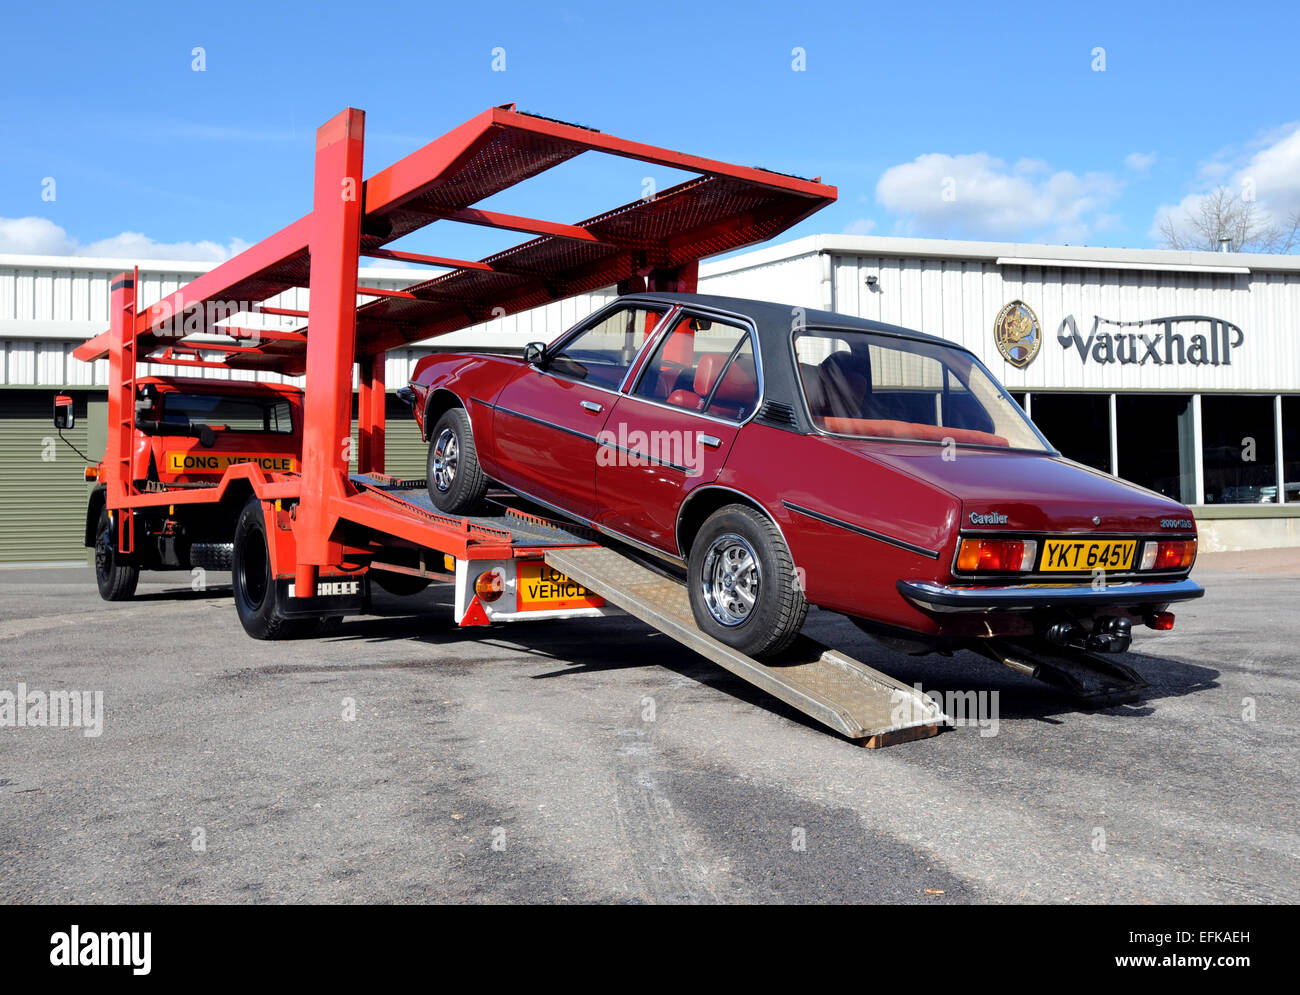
[
  {"x1": 634, "y1": 314, "x2": 759, "y2": 421},
  {"x1": 547, "y1": 306, "x2": 664, "y2": 390}
]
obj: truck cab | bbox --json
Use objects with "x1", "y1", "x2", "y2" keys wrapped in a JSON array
[{"x1": 74, "y1": 377, "x2": 304, "y2": 599}]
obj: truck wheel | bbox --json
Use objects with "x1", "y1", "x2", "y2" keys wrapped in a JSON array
[
  {"x1": 687, "y1": 504, "x2": 807, "y2": 658},
  {"x1": 94, "y1": 506, "x2": 139, "y2": 601},
  {"x1": 232, "y1": 497, "x2": 305, "y2": 640},
  {"x1": 371, "y1": 571, "x2": 432, "y2": 597},
  {"x1": 426, "y1": 408, "x2": 488, "y2": 514}
]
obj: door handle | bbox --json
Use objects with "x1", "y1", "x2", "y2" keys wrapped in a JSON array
[
  {"x1": 580, "y1": 400, "x2": 603, "y2": 413},
  {"x1": 698, "y1": 434, "x2": 722, "y2": 448}
]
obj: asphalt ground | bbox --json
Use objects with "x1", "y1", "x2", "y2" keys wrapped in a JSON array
[{"x1": 0, "y1": 548, "x2": 1296, "y2": 904}]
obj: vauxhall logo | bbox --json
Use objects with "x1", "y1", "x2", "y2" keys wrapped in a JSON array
[{"x1": 1057, "y1": 314, "x2": 1244, "y2": 367}]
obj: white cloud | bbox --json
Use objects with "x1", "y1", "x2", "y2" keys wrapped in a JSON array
[
  {"x1": 1150, "y1": 122, "x2": 1300, "y2": 241},
  {"x1": 842, "y1": 218, "x2": 878, "y2": 236},
  {"x1": 874, "y1": 152, "x2": 1120, "y2": 242},
  {"x1": 0, "y1": 216, "x2": 247, "y2": 262},
  {"x1": 1124, "y1": 151, "x2": 1156, "y2": 172}
]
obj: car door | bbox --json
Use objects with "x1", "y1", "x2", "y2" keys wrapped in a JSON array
[
  {"x1": 491, "y1": 303, "x2": 666, "y2": 520},
  {"x1": 596, "y1": 311, "x2": 761, "y2": 552}
]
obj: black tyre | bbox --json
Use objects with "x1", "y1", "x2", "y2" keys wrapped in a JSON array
[
  {"x1": 93, "y1": 505, "x2": 139, "y2": 601},
  {"x1": 426, "y1": 407, "x2": 488, "y2": 514},
  {"x1": 232, "y1": 497, "x2": 307, "y2": 640},
  {"x1": 371, "y1": 571, "x2": 432, "y2": 597},
  {"x1": 687, "y1": 504, "x2": 808, "y2": 658}
]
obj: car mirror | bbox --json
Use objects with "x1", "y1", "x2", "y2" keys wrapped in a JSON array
[
  {"x1": 523, "y1": 341, "x2": 547, "y2": 366},
  {"x1": 53, "y1": 394, "x2": 75, "y2": 430}
]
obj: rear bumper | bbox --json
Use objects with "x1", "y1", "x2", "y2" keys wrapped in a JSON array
[{"x1": 897, "y1": 577, "x2": 1204, "y2": 614}]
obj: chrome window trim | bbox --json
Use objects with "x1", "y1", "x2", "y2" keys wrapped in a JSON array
[
  {"x1": 622, "y1": 302, "x2": 766, "y2": 427},
  {"x1": 786, "y1": 325, "x2": 1059, "y2": 456},
  {"x1": 533, "y1": 301, "x2": 675, "y2": 394}
]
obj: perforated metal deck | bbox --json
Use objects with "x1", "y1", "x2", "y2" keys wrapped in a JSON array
[
  {"x1": 545, "y1": 546, "x2": 948, "y2": 746},
  {"x1": 351, "y1": 475, "x2": 598, "y2": 549}
]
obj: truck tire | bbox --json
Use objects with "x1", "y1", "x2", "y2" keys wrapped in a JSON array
[
  {"x1": 687, "y1": 504, "x2": 808, "y2": 659},
  {"x1": 426, "y1": 407, "x2": 488, "y2": 514},
  {"x1": 232, "y1": 497, "x2": 306, "y2": 640},
  {"x1": 371, "y1": 571, "x2": 432, "y2": 597},
  {"x1": 94, "y1": 506, "x2": 139, "y2": 601}
]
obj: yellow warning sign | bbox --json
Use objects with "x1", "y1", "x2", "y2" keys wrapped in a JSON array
[{"x1": 164, "y1": 451, "x2": 298, "y2": 473}]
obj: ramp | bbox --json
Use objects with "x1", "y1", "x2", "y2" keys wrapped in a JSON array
[{"x1": 545, "y1": 546, "x2": 948, "y2": 747}]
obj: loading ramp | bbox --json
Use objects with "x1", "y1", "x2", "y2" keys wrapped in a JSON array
[{"x1": 545, "y1": 546, "x2": 949, "y2": 747}]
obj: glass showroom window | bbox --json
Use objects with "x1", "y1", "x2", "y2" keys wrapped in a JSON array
[
  {"x1": 1201, "y1": 394, "x2": 1278, "y2": 503},
  {"x1": 1029, "y1": 393, "x2": 1111, "y2": 473},
  {"x1": 1283, "y1": 396, "x2": 1300, "y2": 503},
  {"x1": 1116, "y1": 394, "x2": 1196, "y2": 504}
]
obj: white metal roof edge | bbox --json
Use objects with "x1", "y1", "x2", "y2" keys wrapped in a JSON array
[
  {"x1": 762, "y1": 235, "x2": 1300, "y2": 274},
  {"x1": 0, "y1": 251, "x2": 421, "y2": 281}
]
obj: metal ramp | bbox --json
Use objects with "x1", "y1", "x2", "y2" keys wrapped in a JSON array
[
  {"x1": 545, "y1": 546, "x2": 949, "y2": 748},
  {"x1": 976, "y1": 640, "x2": 1151, "y2": 707}
]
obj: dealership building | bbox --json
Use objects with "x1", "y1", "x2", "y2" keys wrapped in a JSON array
[{"x1": 2, "y1": 234, "x2": 1297, "y2": 564}]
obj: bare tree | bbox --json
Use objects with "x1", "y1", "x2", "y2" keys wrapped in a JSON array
[{"x1": 1158, "y1": 186, "x2": 1300, "y2": 253}]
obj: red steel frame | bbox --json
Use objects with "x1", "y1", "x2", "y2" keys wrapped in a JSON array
[{"x1": 75, "y1": 105, "x2": 836, "y2": 598}]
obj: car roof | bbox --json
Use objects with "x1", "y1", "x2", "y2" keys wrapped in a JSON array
[
  {"x1": 138, "y1": 376, "x2": 303, "y2": 397},
  {"x1": 616, "y1": 291, "x2": 958, "y2": 349}
]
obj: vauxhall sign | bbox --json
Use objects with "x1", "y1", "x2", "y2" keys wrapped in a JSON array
[
  {"x1": 1056, "y1": 314, "x2": 1246, "y2": 367},
  {"x1": 992, "y1": 302, "x2": 1246, "y2": 369}
]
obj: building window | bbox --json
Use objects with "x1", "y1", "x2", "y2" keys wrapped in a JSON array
[
  {"x1": 1201, "y1": 395, "x2": 1278, "y2": 504},
  {"x1": 1029, "y1": 393, "x2": 1111, "y2": 473},
  {"x1": 1283, "y1": 396, "x2": 1300, "y2": 503},
  {"x1": 1116, "y1": 394, "x2": 1196, "y2": 504}
]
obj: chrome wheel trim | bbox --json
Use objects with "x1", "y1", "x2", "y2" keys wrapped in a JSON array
[
  {"x1": 431, "y1": 428, "x2": 459, "y2": 493},
  {"x1": 700, "y1": 532, "x2": 761, "y2": 627}
]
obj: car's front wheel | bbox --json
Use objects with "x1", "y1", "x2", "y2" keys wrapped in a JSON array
[
  {"x1": 687, "y1": 504, "x2": 807, "y2": 658},
  {"x1": 426, "y1": 407, "x2": 488, "y2": 514}
]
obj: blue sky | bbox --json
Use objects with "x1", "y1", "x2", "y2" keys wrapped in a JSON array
[{"x1": 2, "y1": 0, "x2": 1298, "y2": 262}]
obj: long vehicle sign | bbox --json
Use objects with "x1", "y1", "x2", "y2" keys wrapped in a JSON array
[{"x1": 165, "y1": 451, "x2": 298, "y2": 473}]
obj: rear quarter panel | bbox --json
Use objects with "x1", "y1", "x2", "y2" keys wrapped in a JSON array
[{"x1": 720, "y1": 424, "x2": 961, "y2": 632}]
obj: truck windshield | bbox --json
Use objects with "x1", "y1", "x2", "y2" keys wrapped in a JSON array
[
  {"x1": 159, "y1": 393, "x2": 294, "y2": 434},
  {"x1": 793, "y1": 329, "x2": 1048, "y2": 451}
]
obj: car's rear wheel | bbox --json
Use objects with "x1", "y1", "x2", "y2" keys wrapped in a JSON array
[
  {"x1": 94, "y1": 505, "x2": 139, "y2": 601},
  {"x1": 687, "y1": 504, "x2": 807, "y2": 658},
  {"x1": 426, "y1": 407, "x2": 488, "y2": 514}
]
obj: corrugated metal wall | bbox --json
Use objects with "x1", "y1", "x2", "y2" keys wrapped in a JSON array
[{"x1": 0, "y1": 391, "x2": 93, "y2": 563}]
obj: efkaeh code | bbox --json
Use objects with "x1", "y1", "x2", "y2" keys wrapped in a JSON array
[{"x1": 164, "y1": 451, "x2": 297, "y2": 473}]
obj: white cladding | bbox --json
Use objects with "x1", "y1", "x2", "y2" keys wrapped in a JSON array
[{"x1": 3, "y1": 237, "x2": 1298, "y2": 393}]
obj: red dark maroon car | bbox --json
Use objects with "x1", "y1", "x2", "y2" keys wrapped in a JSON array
[{"x1": 404, "y1": 293, "x2": 1204, "y2": 659}]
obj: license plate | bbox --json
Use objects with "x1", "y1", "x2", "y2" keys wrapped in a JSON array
[
  {"x1": 1040, "y1": 538, "x2": 1137, "y2": 572},
  {"x1": 516, "y1": 562, "x2": 604, "y2": 610}
]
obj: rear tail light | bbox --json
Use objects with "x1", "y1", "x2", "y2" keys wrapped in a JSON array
[
  {"x1": 474, "y1": 569, "x2": 505, "y2": 603},
  {"x1": 1140, "y1": 539, "x2": 1197, "y2": 571},
  {"x1": 1147, "y1": 611, "x2": 1176, "y2": 630},
  {"x1": 956, "y1": 538, "x2": 1038, "y2": 573}
]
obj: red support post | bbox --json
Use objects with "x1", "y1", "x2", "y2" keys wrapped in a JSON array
[
  {"x1": 294, "y1": 108, "x2": 366, "y2": 597},
  {"x1": 104, "y1": 271, "x2": 137, "y2": 552},
  {"x1": 646, "y1": 260, "x2": 698, "y2": 293},
  {"x1": 357, "y1": 352, "x2": 386, "y2": 475}
]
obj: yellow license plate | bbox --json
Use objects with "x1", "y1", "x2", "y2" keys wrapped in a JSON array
[
  {"x1": 516, "y1": 561, "x2": 604, "y2": 610},
  {"x1": 1040, "y1": 538, "x2": 1137, "y2": 572}
]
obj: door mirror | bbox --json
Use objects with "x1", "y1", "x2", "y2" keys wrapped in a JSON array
[
  {"x1": 523, "y1": 341, "x2": 547, "y2": 366},
  {"x1": 53, "y1": 394, "x2": 75, "y2": 430}
]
